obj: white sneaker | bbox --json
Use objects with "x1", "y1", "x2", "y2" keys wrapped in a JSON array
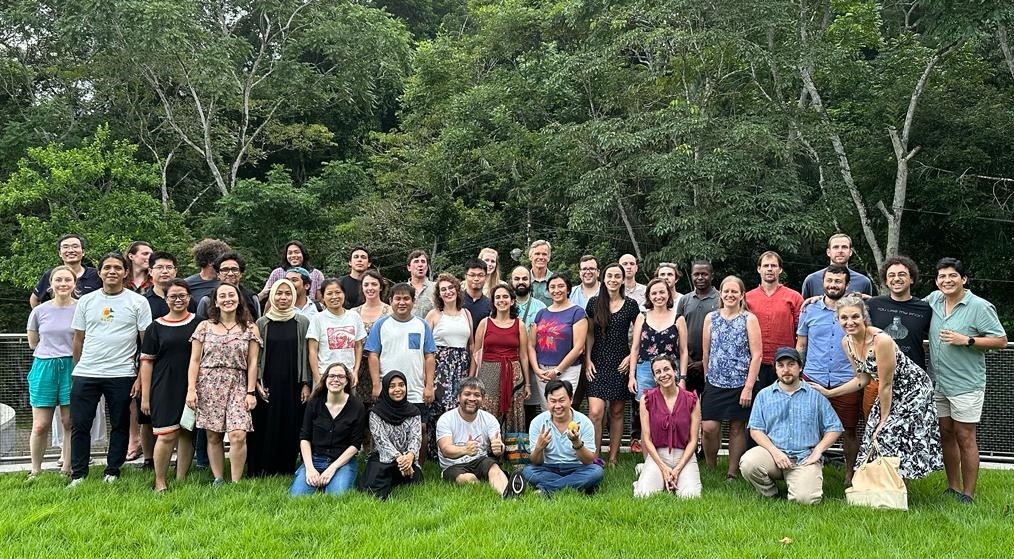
[
  {"x1": 67, "y1": 478, "x2": 85, "y2": 488},
  {"x1": 103, "y1": 474, "x2": 118, "y2": 484}
]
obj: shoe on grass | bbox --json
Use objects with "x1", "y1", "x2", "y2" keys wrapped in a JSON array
[
  {"x1": 630, "y1": 439, "x2": 642, "y2": 453},
  {"x1": 943, "y1": 487, "x2": 961, "y2": 499},
  {"x1": 103, "y1": 474, "x2": 118, "y2": 484},
  {"x1": 67, "y1": 477, "x2": 85, "y2": 488},
  {"x1": 212, "y1": 478, "x2": 226, "y2": 487},
  {"x1": 502, "y1": 471, "x2": 526, "y2": 499},
  {"x1": 957, "y1": 494, "x2": 975, "y2": 504}
]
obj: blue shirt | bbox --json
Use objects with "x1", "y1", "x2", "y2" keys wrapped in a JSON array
[
  {"x1": 364, "y1": 314, "x2": 437, "y2": 404},
  {"x1": 748, "y1": 382, "x2": 843, "y2": 462},
  {"x1": 797, "y1": 299, "x2": 853, "y2": 386},
  {"x1": 528, "y1": 410, "x2": 595, "y2": 465},
  {"x1": 800, "y1": 267, "x2": 874, "y2": 299}
]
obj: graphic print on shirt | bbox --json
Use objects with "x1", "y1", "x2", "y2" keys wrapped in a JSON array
[
  {"x1": 101, "y1": 306, "x2": 115, "y2": 323},
  {"x1": 536, "y1": 319, "x2": 565, "y2": 352},
  {"x1": 326, "y1": 325, "x2": 357, "y2": 350}
]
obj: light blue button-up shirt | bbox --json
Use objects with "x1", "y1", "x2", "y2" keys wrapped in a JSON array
[
  {"x1": 748, "y1": 382, "x2": 843, "y2": 462},
  {"x1": 797, "y1": 299, "x2": 853, "y2": 386},
  {"x1": 528, "y1": 410, "x2": 595, "y2": 465}
]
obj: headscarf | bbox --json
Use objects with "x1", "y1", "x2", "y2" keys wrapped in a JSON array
[
  {"x1": 264, "y1": 278, "x2": 297, "y2": 322},
  {"x1": 371, "y1": 371, "x2": 420, "y2": 426}
]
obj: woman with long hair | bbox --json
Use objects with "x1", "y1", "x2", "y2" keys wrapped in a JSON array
[
  {"x1": 258, "y1": 240, "x2": 325, "y2": 302},
  {"x1": 810, "y1": 296, "x2": 942, "y2": 483},
  {"x1": 248, "y1": 279, "x2": 311, "y2": 477},
  {"x1": 471, "y1": 284, "x2": 530, "y2": 432},
  {"x1": 25, "y1": 265, "x2": 77, "y2": 478},
  {"x1": 290, "y1": 363, "x2": 366, "y2": 496},
  {"x1": 139, "y1": 279, "x2": 200, "y2": 491},
  {"x1": 426, "y1": 273, "x2": 472, "y2": 455},
  {"x1": 479, "y1": 248, "x2": 502, "y2": 296},
  {"x1": 701, "y1": 275, "x2": 762, "y2": 480},
  {"x1": 360, "y1": 372, "x2": 423, "y2": 500},
  {"x1": 528, "y1": 273, "x2": 588, "y2": 410},
  {"x1": 186, "y1": 283, "x2": 261, "y2": 484},
  {"x1": 353, "y1": 269, "x2": 390, "y2": 403},
  {"x1": 585, "y1": 263, "x2": 640, "y2": 465},
  {"x1": 634, "y1": 354, "x2": 702, "y2": 498}
]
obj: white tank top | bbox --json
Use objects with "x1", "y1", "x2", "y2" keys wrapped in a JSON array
[{"x1": 433, "y1": 311, "x2": 470, "y2": 348}]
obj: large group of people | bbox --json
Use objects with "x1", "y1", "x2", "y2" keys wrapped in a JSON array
[{"x1": 21, "y1": 233, "x2": 1007, "y2": 505}]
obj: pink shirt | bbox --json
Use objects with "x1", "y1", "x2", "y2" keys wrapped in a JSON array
[
  {"x1": 746, "y1": 285, "x2": 803, "y2": 364},
  {"x1": 645, "y1": 388, "x2": 697, "y2": 450}
]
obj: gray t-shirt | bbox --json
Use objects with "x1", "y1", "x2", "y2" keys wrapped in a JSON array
[
  {"x1": 27, "y1": 301, "x2": 77, "y2": 358},
  {"x1": 72, "y1": 289, "x2": 152, "y2": 378},
  {"x1": 676, "y1": 288, "x2": 720, "y2": 361},
  {"x1": 435, "y1": 408, "x2": 501, "y2": 471}
]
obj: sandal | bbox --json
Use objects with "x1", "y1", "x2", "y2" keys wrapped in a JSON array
[{"x1": 125, "y1": 450, "x2": 143, "y2": 461}]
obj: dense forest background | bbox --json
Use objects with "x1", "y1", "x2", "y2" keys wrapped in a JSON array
[{"x1": 2, "y1": 0, "x2": 1013, "y2": 332}]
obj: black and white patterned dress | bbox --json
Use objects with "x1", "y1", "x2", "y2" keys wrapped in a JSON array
[{"x1": 848, "y1": 334, "x2": 943, "y2": 479}]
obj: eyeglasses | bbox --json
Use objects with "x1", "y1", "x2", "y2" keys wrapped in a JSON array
[
  {"x1": 166, "y1": 294, "x2": 189, "y2": 301},
  {"x1": 219, "y1": 267, "x2": 241, "y2": 274},
  {"x1": 152, "y1": 265, "x2": 176, "y2": 271},
  {"x1": 580, "y1": 267, "x2": 598, "y2": 272},
  {"x1": 465, "y1": 273, "x2": 487, "y2": 279}
]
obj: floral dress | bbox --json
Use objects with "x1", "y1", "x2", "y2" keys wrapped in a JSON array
[
  {"x1": 192, "y1": 322, "x2": 261, "y2": 433},
  {"x1": 848, "y1": 335, "x2": 943, "y2": 479}
]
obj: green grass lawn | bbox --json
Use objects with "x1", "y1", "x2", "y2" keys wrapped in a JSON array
[{"x1": 1, "y1": 455, "x2": 1010, "y2": 558}]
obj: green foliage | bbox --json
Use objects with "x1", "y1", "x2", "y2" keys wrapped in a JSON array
[{"x1": 0, "y1": 126, "x2": 192, "y2": 288}]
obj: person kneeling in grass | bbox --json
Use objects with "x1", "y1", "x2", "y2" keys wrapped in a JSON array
[
  {"x1": 740, "y1": 348, "x2": 843, "y2": 504},
  {"x1": 290, "y1": 364, "x2": 365, "y2": 496},
  {"x1": 522, "y1": 379, "x2": 603, "y2": 496},
  {"x1": 359, "y1": 372, "x2": 423, "y2": 500},
  {"x1": 436, "y1": 378, "x2": 525, "y2": 498}
]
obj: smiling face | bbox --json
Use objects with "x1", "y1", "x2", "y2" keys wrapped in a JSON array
[
  {"x1": 273, "y1": 283, "x2": 294, "y2": 310},
  {"x1": 480, "y1": 251, "x2": 497, "y2": 274},
  {"x1": 99, "y1": 258, "x2": 126, "y2": 290},
  {"x1": 58, "y1": 237, "x2": 84, "y2": 266},
  {"x1": 50, "y1": 269, "x2": 77, "y2": 298},
  {"x1": 757, "y1": 255, "x2": 782, "y2": 285},
  {"x1": 285, "y1": 244, "x2": 304, "y2": 267},
  {"x1": 529, "y1": 245, "x2": 550, "y2": 271},
  {"x1": 217, "y1": 259, "x2": 242, "y2": 286},
  {"x1": 165, "y1": 284, "x2": 191, "y2": 313},
  {"x1": 387, "y1": 377, "x2": 407, "y2": 402},
  {"x1": 215, "y1": 284, "x2": 240, "y2": 314},
  {"x1": 325, "y1": 367, "x2": 349, "y2": 395},
  {"x1": 826, "y1": 236, "x2": 852, "y2": 266},
  {"x1": 884, "y1": 263, "x2": 913, "y2": 298},
  {"x1": 822, "y1": 271, "x2": 848, "y2": 301},
  {"x1": 492, "y1": 286, "x2": 514, "y2": 314},
  {"x1": 719, "y1": 278, "x2": 743, "y2": 309},
  {"x1": 322, "y1": 282, "x2": 345, "y2": 312},
  {"x1": 349, "y1": 249, "x2": 370, "y2": 273},
  {"x1": 150, "y1": 258, "x2": 177, "y2": 287},
  {"x1": 648, "y1": 281, "x2": 670, "y2": 309},
  {"x1": 390, "y1": 292, "x2": 414, "y2": 319},
  {"x1": 691, "y1": 264, "x2": 713, "y2": 291},
  {"x1": 361, "y1": 276, "x2": 381, "y2": 302},
  {"x1": 603, "y1": 265, "x2": 624, "y2": 293},
  {"x1": 437, "y1": 280, "x2": 457, "y2": 305},
  {"x1": 619, "y1": 254, "x2": 638, "y2": 282},
  {"x1": 935, "y1": 266, "x2": 966, "y2": 297},
  {"x1": 457, "y1": 385, "x2": 483, "y2": 415},
  {"x1": 836, "y1": 304, "x2": 866, "y2": 336},
  {"x1": 546, "y1": 387, "x2": 572, "y2": 421},
  {"x1": 547, "y1": 277, "x2": 568, "y2": 304},
  {"x1": 651, "y1": 358, "x2": 678, "y2": 388},
  {"x1": 579, "y1": 259, "x2": 599, "y2": 287}
]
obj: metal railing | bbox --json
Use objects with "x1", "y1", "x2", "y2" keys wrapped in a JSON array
[{"x1": 2, "y1": 333, "x2": 1013, "y2": 462}]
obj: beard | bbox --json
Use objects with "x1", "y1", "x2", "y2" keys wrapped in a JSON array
[{"x1": 513, "y1": 284, "x2": 530, "y2": 297}]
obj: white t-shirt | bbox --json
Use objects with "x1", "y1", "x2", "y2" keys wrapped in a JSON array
[
  {"x1": 435, "y1": 408, "x2": 501, "y2": 470},
  {"x1": 306, "y1": 309, "x2": 366, "y2": 373},
  {"x1": 364, "y1": 315, "x2": 436, "y2": 404},
  {"x1": 72, "y1": 289, "x2": 152, "y2": 378}
]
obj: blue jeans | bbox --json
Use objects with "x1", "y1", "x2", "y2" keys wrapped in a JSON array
[
  {"x1": 290, "y1": 454, "x2": 358, "y2": 496},
  {"x1": 195, "y1": 429, "x2": 209, "y2": 468},
  {"x1": 522, "y1": 463, "x2": 604, "y2": 495},
  {"x1": 634, "y1": 361, "x2": 657, "y2": 401}
]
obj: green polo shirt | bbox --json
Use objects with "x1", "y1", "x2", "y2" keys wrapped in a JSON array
[
  {"x1": 530, "y1": 268, "x2": 553, "y2": 307},
  {"x1": 925, "y1": 289, "x2": 1006, "y2": 396}
]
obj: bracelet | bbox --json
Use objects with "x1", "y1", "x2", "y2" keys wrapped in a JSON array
[{"x1": 572, "y1": 442, "x2": 583, "y2": 450}]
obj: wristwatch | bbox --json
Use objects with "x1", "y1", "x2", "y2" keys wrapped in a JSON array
[
  {"x1": 247, "y1": 390, "x2": 257, "y2": 395},
  {"x1": 966, "y1": 336, "x2": 976, "y2": 347}
]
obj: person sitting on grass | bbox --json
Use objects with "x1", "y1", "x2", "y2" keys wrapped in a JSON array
[
  {"x1": 290, "y1": 363, "x2": 366, "y2": 496},
  {"x1": 436, "y1": 378, "x2": 525, "y2": 498},
  {"x1": 633, "y1": 354, "x2": 702, "y2": 498},
  {"x1": 359, "y1": 372, "x2": 423, "y2": 500},
  {"x1": 740, "y1": 347, "x2": 843, "y2": 505},
  {"x1": 522, "y1": 379, "x2": 603, "y2": 496}
]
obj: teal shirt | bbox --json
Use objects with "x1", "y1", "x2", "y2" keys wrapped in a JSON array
[
  {"x1": 530, "y1": 269, "x2": 553, "y2": 307},
  {"x1": 925, "y1": 290, "x2": 1006, "y2": 396}
]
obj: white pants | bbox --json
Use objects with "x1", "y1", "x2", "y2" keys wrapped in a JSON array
[
  {"x1": 633, "y1": 447, "x2": 702, "y2": 498},
  {"x1": 536, "y1": 363, "x2": 582, "y2": 411}
]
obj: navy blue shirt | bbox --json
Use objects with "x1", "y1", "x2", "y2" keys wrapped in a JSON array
[
  {"x1": 33, "y1": 267, "x2": 102, "y2": 303},
  {"x1": 462, "y1": 292, "x2": 491, "y2": 335},
  {"x1": 800, "y1": 267, "x2": 874, "y2": 299}
]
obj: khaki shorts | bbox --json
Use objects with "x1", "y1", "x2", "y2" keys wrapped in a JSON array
[{"x1": 934, "y1": 390, "x2": 984, "y2": 423}]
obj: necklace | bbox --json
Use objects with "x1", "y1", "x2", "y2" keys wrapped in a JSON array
[{"x1": 221, "y1": 321, "x2": 239, "y2": 334}]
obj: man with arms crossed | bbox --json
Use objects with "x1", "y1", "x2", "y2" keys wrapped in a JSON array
[
  {"x1": 436, "y1": 378, "x2": 524, "y2": 498},
  {"x1": 741, "y1": 347, "x2": 843, "y2": 504},
  {"x1": 925, "y1": 258, "x2": 1006, "y2": 504}
]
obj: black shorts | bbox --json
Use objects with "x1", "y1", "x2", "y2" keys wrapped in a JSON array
[{"x1": 442, "y1": 456, "x2": 499, "y2": 482}]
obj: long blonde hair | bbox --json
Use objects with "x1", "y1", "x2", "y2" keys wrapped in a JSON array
[{"x1": 479, "y1": 247, "x2": 502, "y2": 295}]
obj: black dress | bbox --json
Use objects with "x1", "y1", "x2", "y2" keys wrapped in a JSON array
[
  {"x1": 140, "y1": 314, "x2": 200, "y2": 431},
  {"x1": 585, "y1": 297, "x2": 640, "y2": 401},
  {"x1": 247, "y1": 319, "x2": 304, "y2": 476}
]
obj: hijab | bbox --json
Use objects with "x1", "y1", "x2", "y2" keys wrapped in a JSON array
[
  {"x1": 371, "y1": 371, "x2": 420, "y2": 426},
  {"x1": 264, "y1": 278, "x2": 297, "y2": 322}
]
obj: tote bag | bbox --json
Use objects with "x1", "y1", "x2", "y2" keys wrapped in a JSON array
[{"x1": 845, "y1": 442, "x2": 908, "y2": 511}]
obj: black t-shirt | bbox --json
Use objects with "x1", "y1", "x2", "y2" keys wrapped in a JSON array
[
  {"x1": 462, "y1": 292, "x2": 491, "y2": 335},
  {"x1": 338, "y1": 275, "x2": 363, "y2": 309},
  {"x1": 33, "y1": 267, "x2": 102, "y2": 302},
  {"x1": 867, "y1": 295, "x2": 931, "y2": 369},
  {"x1": 143, "y1": 287, "x2": 198, "y2": 320}
]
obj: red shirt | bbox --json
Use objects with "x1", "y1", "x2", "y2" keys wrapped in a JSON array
[{"x1": 746, "y1": 285, "x2": 803, "y2": 364}]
